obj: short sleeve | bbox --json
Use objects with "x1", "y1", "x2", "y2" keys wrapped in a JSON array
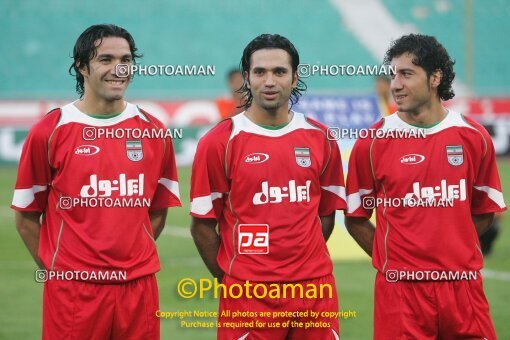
[
  {"x1": 150, "y1": 136, "x2": 182, "y2": 211},
  {"x1": 12, "y1": 126, "x2": 52, "y2": 212},
  {"x1": 318, "y1": 140, "x2": 347, "y2": 216},
  {"x1": 471, "y1": 131, "x2": 506, "y2": 214},
  {"x1": 190, "y1": 130, "x2": 230, "y2": 220},
  {"x1": 345, "y1": 138, "x2": 377, "y2": 218}
]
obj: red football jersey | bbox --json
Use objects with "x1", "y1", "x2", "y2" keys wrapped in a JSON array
[
  {"x1": 346, "y1": 111, "x2": 506, "y2": 274},
  {"x1": 190, "y1": 112, "x2": 347, "y2": 282},
  {"x1": 12, "y1": 102, "x2": 181, "y2": 281}
]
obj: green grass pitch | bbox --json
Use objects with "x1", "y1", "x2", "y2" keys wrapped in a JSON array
[{"x1": 0, "y1": 160, "x2": 509, "y2": 339}]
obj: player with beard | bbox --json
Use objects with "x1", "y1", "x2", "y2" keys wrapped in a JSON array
[
  {"x1": 190, "y1": 34, "x2": 346, "y2": 339},
  {"x1": 345, "y1": 34, "x2": 505, "y2": 339},
  {"x1": 12, "y1": 24, "x2": 180, "y2": 339}
]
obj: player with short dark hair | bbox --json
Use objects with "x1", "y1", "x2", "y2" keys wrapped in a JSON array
[
  {"x1": 237, "y1": 34, "x2": 307, "y2": 110},
  {"x1": 12, "y1": 24, "x2": 180, "y2": 339},
  {"x1": 68, "y1": 24, "x2": 143, "y2": 98},
  {"x1": 384, "y1": 33, "x2": 456, "y2": 101},
  {"x1": 190, "y1": 34, "x2": 346, "y2": 339},
  {"x1": 345, "y1": 34, "x2": 506, "y2": 339}
]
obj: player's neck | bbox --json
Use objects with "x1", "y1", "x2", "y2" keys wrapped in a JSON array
[
  {"x1": 244, "y1": 105, "x2": 292, "y2": 126},
  {"x1": 397, "y1": 100, "x2": 447, "y2": 127},
  {"x1": 74, "y1": 95, "x2": 126, "y2": 116}
]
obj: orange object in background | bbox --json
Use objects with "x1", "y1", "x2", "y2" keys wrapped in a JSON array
[
  {"x1": 216, "y1": 97, "x2": 242, "y2": 120},
  {"x1": 375, "y1": 75, "x2": 397, "y2": 116},
  {"x1": 217, "y1": 69, "x2": 246, "y2": 120}
]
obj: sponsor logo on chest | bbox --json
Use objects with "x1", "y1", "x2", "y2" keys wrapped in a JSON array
[
  {"x1": 400, "y1": 154, "x2": 425, "y2": 164},
  {"x1": 80, "y1": 174, "x2": 144, "y2": 197},
  {"x1": 253, "y1": 180, "x2": 311, "y2": 205},
  {"x1": 404, "y1": 179, "x2": 466, "y2": 202},
  {"x1": 244, "y1": 153, "x2": 269, "y2": 164},
  {"x1": 74, "y1": 145, "x2": 100, "y2": 156}
]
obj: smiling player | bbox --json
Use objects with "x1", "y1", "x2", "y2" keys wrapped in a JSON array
[
  {"x1": 345, "y1": 34, "x2": 506, "y2": 339},
  {"x1": 12, "y1": 24, "x2": 180, "y2": 339},
  {"x1": 190, "y1": 34, "x2": 346, "y2": 339}
]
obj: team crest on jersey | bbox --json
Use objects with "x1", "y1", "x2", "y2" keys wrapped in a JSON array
[
  {"x1": 446, "y1": 145, "x2": 463, "y2": 166},
  {"x1": 295, "y1": 147, "x2": 311, "y2": 167},
  {"x1": 126, "y1": 139, "x2": 143, "y2": 162}
]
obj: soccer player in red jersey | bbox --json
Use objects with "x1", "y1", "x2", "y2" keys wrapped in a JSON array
[
  {"x1": 345, "y1": 34, "x2": 506, "y2": 339},
  {"x1": 12, "y1": 24, "x2": 180, "y2": 339},
  {"x1": 190, "y1": 34, "x2": 346, "y2": 339}
]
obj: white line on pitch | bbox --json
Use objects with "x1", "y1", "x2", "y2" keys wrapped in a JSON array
[
  {"x1": 162, "y1": 225, "x2": 191, "y2": 238},
  {"x1": 482, "y1": 269, "x2": 510, "y2": 281}
]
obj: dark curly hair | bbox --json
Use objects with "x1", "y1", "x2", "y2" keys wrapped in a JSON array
[
  {"x1": 239, "y1": 34, "x2": 307, "y2": 110},
  {"x1": 69, "y1": 24, "x2": 142, "y2": 98},
  {"x1": 384, "y1": 34, "x2": 455, "y2": 101}
]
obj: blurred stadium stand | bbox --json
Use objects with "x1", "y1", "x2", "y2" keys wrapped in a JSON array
[
  {"x1": 0, "y1": 0, "x2": 509, "y2": 167},
  {"x1": 2, "y1": 0, "x2": 508, "y2": 99},
  {"x1": 380, "y1": 0, "x2": 510, "y2": 96}
]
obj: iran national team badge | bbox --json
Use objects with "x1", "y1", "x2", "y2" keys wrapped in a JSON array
[
  {"x1": 294, "y1": 147, "x2": 311, "y2": 168},
  {"x1": 126, "y1": 139, "x2": 143, "y2": 162},
  {"x1": 446, "y1": 145, "x2": 463, "y2": 166}
]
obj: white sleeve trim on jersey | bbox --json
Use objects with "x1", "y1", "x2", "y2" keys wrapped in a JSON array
[
  {"x1": 473, "y1": 185, "x2": 506, "y2": 209},
  {"x1": 190, "y1": 192, "x2": 223, "y2": 215},
  {"x1": 12, "y1": 185, "x2": 48, "y2": 208},
  {"x1": 158, "y1": 178, "x2": 180, "y2": 200},
  {"x1": 321, "y1": 185, "x2": 346, "y2": 200},
  {"x1": 347, "y1": 189, "x2": 374, "y2": 214}
]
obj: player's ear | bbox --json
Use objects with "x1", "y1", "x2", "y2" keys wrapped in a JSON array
[
  {"x1": 77, "y1": 61, "x2": 89, "y2": 77},
  {"x1": 292, "y1": 70, "x2": 298, "y2": 89},
  {"x1": 430, "y1": 69, "x2": 442, "y2": 89},
  {"x1": 244, "y1": 70, "x2": 250, "y2": 89}
]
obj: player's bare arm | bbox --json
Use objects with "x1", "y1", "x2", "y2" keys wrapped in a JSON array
[
  {"x1": 149, "y1": 208, "x2": 168, "y2": 240},
  {"x1": 344, "y1": 216, "x2": 375, "y2": 257},
  {"x1": 190, "y1": 216, "x2": 224, "y2": 281},
  {"x1": 14, "y1": 211, "x2": 45, "y2": 269},
  {"x1": 472, "y1": 212, "x2": 495, "y2": 237},
  {"x1": 320, "y1": 211, "x2": 336, "y2": 242}
]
